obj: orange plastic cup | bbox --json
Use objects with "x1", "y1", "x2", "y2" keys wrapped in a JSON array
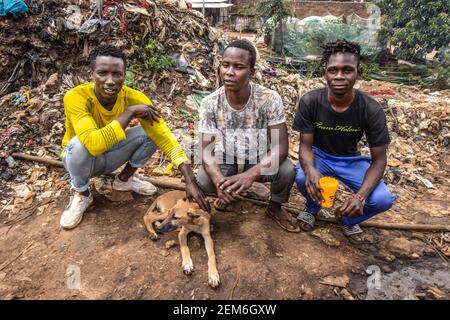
[{"x1": 319, "y1": 177, "x2": 339, "y2": 208}]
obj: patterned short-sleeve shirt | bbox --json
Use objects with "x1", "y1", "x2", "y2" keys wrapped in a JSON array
[{"x1": 198, "y1": 82, "x2": 285, "y2": 162}]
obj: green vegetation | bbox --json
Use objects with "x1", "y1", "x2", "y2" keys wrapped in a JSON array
[
  {"x1": 130, "y1": 37, "x2": 173, "y2": 72},
  {"x1": 376, "y1": 0, "x2": 449, "y2": 61}
]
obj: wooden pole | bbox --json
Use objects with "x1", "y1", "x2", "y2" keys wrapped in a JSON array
[
  {"x1": 9, "y1": 154, "x2": 450, "y2": 232},
  {"x1": 11, "y1": 153, "x2": 64, "y2": 168}
]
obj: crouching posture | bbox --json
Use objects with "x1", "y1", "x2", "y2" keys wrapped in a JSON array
[
  {"x1": 60, "y1": 44, "x2": 209, "y2": 229},
  {"x1": 197, "y1": 40, "x2": 299, "y2": 233},
  {"x1": 293, "y1": 40, "x2": 395, "y2": 244}
]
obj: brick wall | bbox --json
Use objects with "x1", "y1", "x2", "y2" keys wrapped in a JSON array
[
  {"x1": 285, "y1": 1, "x2": 371, "y2": 20},
  {"x1": 231, "y1": 0, "x2": 372, "y2": 19}
]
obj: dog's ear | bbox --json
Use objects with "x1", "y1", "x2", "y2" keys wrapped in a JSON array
[
  {"x1": 187, "y1": 209, "x2": 201, "y2": 219},
  {"x1": 175, "y1": 198, "x2": 188, "y2": 206}
]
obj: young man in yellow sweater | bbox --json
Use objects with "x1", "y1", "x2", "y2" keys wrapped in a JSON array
[{"x1": 60, "y1": 44, "x2": 209, "y2": 229}]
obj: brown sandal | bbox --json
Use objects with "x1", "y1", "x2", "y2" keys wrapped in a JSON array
[{"x1": 266, "y1": 209, "x2": 301, "y2": 233}]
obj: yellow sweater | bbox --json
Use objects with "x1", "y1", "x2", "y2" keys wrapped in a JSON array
[{"x1": 61, "y1": 83, "x2": 188, "y2": 168}]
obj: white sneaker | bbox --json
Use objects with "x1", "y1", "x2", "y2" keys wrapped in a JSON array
[
  {"x1": 112, "y1": 174, "x2": 157, "y2": 196},
  {"x1": 60, "y1": 193, "x2": 94, "y2": 229}
]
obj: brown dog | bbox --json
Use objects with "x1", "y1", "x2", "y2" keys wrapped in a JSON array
[{"x1": 143, "y1": 190, "x2": 220, "y2": 288}]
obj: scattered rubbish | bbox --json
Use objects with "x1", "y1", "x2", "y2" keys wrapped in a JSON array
[
  {"x1": 5, "y1": 156, "x2": 16, "y2": 168},
  {"x1": 165, "y1": 240, "x2": 177, "y2": 249},
  {"x1": 311, "y1": 228, "x2": 341, "y2": 247},
  {"x1": 367, "y1": 89, "x2": 396, "y2": 95},
  {"x1": 0, "y1": 0, "x2": 28, "y2": 16},
  {"x1": 411, "y1": 173, "x2": 434, "y2": 189},
  {"x1": 319, "y1": 275, "x2": 350, "y2": 288}
]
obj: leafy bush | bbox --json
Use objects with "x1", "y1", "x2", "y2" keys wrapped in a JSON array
[
  {"x1": 305, "y1": 59, "x2": 323, "y2": 78},
  {"x1": 434, "y1": 49, "x2": 450, "y2": 90},
  {"x1": 376, "y1": 0, "x2": 450, "y2": 61},
  {"x1": 124, "y1": 70, "x2": 137, "y2": 89},
  {"x1": 360, "y1": 61, "x2": 381, "y2": 80},
  {"x1": 423, "y1": 48, "x2": 450, "y2": 90},
  {"x1": 130, "y1": 37, "x2": 173, "y2": 72}
]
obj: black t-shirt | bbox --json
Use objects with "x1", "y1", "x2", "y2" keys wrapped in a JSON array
[{"x1": 292, "y1": 87, "x2": 390, "y2": 156}]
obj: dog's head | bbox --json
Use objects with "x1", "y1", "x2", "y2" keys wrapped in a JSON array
[{"x1": 156, "y1": 198, "x2": 210, "y2": 233}]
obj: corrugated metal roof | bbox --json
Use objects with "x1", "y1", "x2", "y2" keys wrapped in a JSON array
[{"x1": 191, "y1": 2, "x2": 233, "y2": 8}]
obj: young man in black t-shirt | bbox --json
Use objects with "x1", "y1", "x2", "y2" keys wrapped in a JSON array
[{"x1": 293, "y1": 40, "x2": 395, "y2": 244}]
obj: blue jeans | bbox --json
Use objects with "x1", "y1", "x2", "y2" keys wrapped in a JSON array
[
  {"x1": 62, "y1": 126, "x2": 157, "y2": 192},
  {"x1": 295, "y1": 146, "x2": 395, "y2": 227}
]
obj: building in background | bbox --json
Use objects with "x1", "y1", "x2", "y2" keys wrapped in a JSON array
[
  {"x1": 190, "y1": 0, "x2": 233, "y2": 26},
  {"x1": 192, "y1": 1, "x2": 375, "y2": 32}
]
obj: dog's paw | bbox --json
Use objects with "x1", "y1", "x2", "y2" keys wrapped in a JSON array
[
  {"x1": 208, "y1": 274, "x2": 220, "y2": 288},
  {"x1": 149, "y1": 233, "x2": 159, "y2": 241},
  {"x1": 182, "y1": 260, "x2": 194, "y2": 275}
]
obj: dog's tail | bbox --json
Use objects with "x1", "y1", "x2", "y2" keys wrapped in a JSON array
[{"x1": 146, "y1": 200, "x2": 158, "y2": 213}]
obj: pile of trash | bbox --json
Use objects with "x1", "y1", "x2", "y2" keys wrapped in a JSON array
[
  {"x1": 0, "y1": 0, "x2": 223, "y2": 192},
  {"x1": 0, "y1": 0, "x2": 221, "y2": 94}
]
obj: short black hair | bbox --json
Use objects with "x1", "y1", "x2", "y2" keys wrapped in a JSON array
[
  {"x1": 224, "y1": 39, "x2": 257, "y2": 69},
  {"x1": 89, "y1": 44, "x2": 126, "y2": 68},
  {"x1": 321, "y1": 40, "x2": 361, "y2": 67}
]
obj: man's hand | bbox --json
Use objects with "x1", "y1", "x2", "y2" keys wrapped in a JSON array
[
  {"x1": 335, "y1": 195, "x2": 363, "y2": 218},
  {"x1": 305, "y1": 168, "x2": 324, "y2": 204},
  {"x1": 217, "y1": 182, "x2": 235, "y2": 205},
  {"x1": 128, "y1": 104, "x2": 162, "y2": 124},
  {"x1": 178, "y1": 163, "x2": 210, "y2": 213},
  {"x1": 217, "y1": 171, "x2": 256, "y2": 198},
  {"x1": 185, "y1": 181, "x2": 211, "y2": 213},
  {"x1": 209, "y1": 174, "x2": 235, "y2": 205}
]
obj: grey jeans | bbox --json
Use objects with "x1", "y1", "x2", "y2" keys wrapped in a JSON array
[
  {"x1": 62, "y1": 126, "x2": 157, "y2": 192},
  {"x1": 197, "y1": 158, "x2": 296, "y2": 203}
]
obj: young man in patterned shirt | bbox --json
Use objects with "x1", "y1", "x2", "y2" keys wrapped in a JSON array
[{"x1": 197, "y1": 39, "x2": 300, "y2": 232}]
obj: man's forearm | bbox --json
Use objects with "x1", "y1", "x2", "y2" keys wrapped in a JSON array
[
  {"x1": 116, "y1": 108, "x2": 135, "y2": 130},
  {"x1": 357, "y1": 160, "x2": 386, "y2": 199},
  {"x1": 246, "y1": 146, "x2": 286, "y2": 179},
  {"x1": 179, "y1": 162, "x2": 196, "y2": 185},
  {"x1": 248, "y1": 123, "x2": 289, "y2": 179},
  {"x1": 201, "y1": 133, "x2": 224, "y2": 185},
  {"x1": 299, "y1": 145, "x2": 316, "y2": 175},
  {"x1": 203, "y1": 161, "x2": 224, "y2": 185}
]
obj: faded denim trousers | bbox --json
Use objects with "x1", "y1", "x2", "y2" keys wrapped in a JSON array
[{"x1": 62, "y1": 126, "x2": 157, "y2": 192}]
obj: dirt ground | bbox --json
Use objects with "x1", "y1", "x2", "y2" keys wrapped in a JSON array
[{"x1": 0, "y1": 168, "x2": 449, "y2": 300}]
